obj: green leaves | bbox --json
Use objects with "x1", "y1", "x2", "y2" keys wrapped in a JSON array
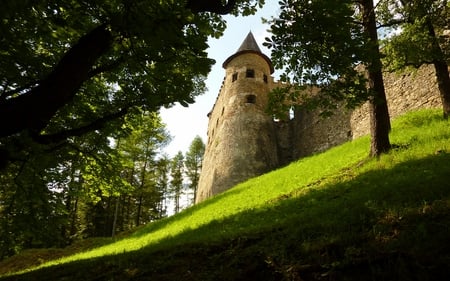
[
  {"x1": 0, "y1": 0, "x2": 268, "y2": 255},
  {"x1": 266, "y1": 0, "x2": 371, "y2": 112},
  {"x1": 379, "y1": 0, "x2": 450, "y2": 119},
  {"x1": 381, "y1": 1, "x2": 450, "y2": 72},
  {"x1": 185, "y1": 136, "x2": 205, "y2": 203}
]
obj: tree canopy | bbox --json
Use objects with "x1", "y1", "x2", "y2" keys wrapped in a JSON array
[
  {"x1": 265, "y1": 0, "x2": 391, "y2": 156},
  {"x1": 0, "y1": 0, "x2": 264, "y2": 169},
  {"x1": 0, "y1": 0, "x2": 265, "y2": 257},
  {"x1": 379, "y1": 0, "x2": 450, "y2": 118}
]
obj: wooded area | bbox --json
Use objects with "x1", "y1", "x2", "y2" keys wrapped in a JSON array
[
  {"x1": 0, "y1": 0, "x2": 241, "y2": 259},
  {"x1": 1, "y1": 0, "x2": 449, "y2": 262}
]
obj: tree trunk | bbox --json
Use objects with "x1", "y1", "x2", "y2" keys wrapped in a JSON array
[
  {"x1": 135, "y1": 159, "x2": 148, "y2": 226},
  {"x1": 193, "y1": 183, "x2": 198, "y2": 205},
  {"x1": 426, "y1": 19, "x2": 450, "y2": 119},
  {"x1": 124, "y1": 195, "x2": 132, "y2": 230},
  {"x1": 70, "y1": 197, "x2": 79, "y2": 237},
  {"x1": 136, "y1": 194, "x2": 143, "y2": 226},
  {"x1": 175, "y1": 190, "x2": 180, "y2": 214},
  {"x1": 0, "y1": 24, "x2": 113, "y2": 137},
  {"x1": 362, "y1": 0, "x2": 391, "y2": 157},
  {"x1": 433, "y1": 60, "x2": 450, "y2": 119},
  {"x1": 111, "y1": 197, "x2": 120, "y2": 238}
]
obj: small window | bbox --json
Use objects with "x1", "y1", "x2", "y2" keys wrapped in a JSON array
[
  {"x1": 263, "y1": 74, "x2": 268, "y2": 83},
  {"x1": 245, "y1": 94, "x2": 256, "y2": 104},
  {"x1": 246, "y1": 69, "x2": 255, "y2": 78},
  {"x1": 232, "y1": 73, "x2": 238, "y2": 82}
]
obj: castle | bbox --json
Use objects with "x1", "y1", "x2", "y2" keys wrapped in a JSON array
[{"x1": 196, "y1": 32, "x2": 442, "y2": 203}]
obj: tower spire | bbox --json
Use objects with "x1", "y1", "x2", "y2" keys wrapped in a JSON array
[
  {"x1": 196, "y1": 32, "x2": 279, "y2": 203},
  {"x1": 236, "y1": 31, "x2": 262, "y2": 53},
  {"x1": 222, "y1": 31, "x2": 274, "y2": 73}
]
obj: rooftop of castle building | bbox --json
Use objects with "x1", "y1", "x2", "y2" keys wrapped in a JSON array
[
  {"x1": 237, "y1": 31, "x2": 262, "y2": 53},
  {"x1": 222, "y1": 32, "x2": 274, "y2": 74}
]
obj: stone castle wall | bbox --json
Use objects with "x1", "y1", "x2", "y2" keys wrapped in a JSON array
[
  {"x1": 351, "y1": 64, "x2": 442, "y2": 138},
  {"x1": 198, "y1": 47, "x2": 444, "y2": 202},
  {"x1": 196, "y1": 52, "x2": 279, "y2": 202},
  {"x1": 284, "y1": 64, "x2": 443, "y2": 160}
]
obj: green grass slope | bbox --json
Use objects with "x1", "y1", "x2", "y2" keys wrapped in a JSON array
[{"x1": 1, "y1": 109, "x2": 450, "y2": 281}]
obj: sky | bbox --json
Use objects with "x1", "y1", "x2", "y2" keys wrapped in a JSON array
[{"x1": 159, "y1": 2, "x2": 280, "y2": 157}]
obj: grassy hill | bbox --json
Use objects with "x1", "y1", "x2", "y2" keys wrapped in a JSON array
[{"x1": 1, "y1": 109, "x2": 450, "y2": 281}]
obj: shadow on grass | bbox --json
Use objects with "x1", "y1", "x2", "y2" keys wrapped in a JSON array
[{"x1": 3, "y1": 153, "x2": 450, "y2": 280}]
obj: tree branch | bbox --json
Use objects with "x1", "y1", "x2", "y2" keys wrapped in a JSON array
[
  {"x1": 0, "y1": 80, "x2": 41, "y2": 102},
  {"x1": 377, "y1": 18, "x2": 408, "y2": 29},
  {"x1": 87, "y1": 57, "x2": 125, "y2": 79},
  {"x1": 186, "y1": 0, "x2": 237, "y2": 15},
  {"x1": 32, "y1": 107, "x2": 129, "y2": 145},
  {"x1": 0, "y1": 24, "x2": 113, "y2": 137}
]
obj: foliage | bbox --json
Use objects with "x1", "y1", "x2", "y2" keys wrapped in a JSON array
[
  {"x1": 379, "y1": 0, "x2": 450, "y2": 68},
  {"x1": 1, "y1": 109, "x2": 449, "y2": 280},
  {"x1": 0, "y1": 125, "x2": 126, "y2": 257},
  {"x1": 379, "y1": 0, "x2": 450, "y2": 118},
  {"x1": 117, "y1": 112, "x2": 171, "y2": 225},
  {"x1": 170, "y1": 151, "x2": 185, "y2": 214},
  {"x1": 0, "y1": 0, "x2": 264, "y2": 168},
  {"x1": 0, "y1": 0, "x2": 264, "y2": 258},
  {"x1": 265, "y1": 0, "x2": 391, "y2": 156},
  {"x1": 0, "y1": 111, "x2": 171, "y2": 257},
  {"x1": 264, "y1": 0, "x2": 372, "y2": 114},
  {"x1": 184, "y1": 135, "x2": 205, "y2": 203}
]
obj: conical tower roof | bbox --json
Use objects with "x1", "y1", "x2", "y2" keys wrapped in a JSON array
[
  {"x1": 237, "y1": 32, "x2": 262, "y2": 53},
  {"x1": 222, "y1": 32, "x2": 274, "y2": 74}
]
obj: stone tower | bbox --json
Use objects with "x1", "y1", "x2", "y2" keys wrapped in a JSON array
[
  {"x1": 196, "y1": 32, "x2": 280, "y2": 203},
  {"x1": 195, "y1": 32, "x2": 443, "y2": 204}
]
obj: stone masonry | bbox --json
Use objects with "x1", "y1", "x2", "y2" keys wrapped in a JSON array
[{"x1": 195, "y1": 32, "x2": 443, "y2": 203}]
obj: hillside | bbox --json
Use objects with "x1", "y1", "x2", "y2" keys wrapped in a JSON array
[{"x1": 1, "y1": 109, "x2": 450, "y2": 281}]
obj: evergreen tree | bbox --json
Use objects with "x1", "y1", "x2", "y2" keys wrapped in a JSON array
[
  {"x1": 170, "y1": 152, "x2": 185, "y2": 214},
  {"x1": 155, "y1": 155, "x2": 171, "y2": 218},
  {"x1": 0, "y1": 0, "x2": 266, "y2": 257},
  {"x1": 0, "y1": 0, "x2": 264, "y2": 170},
  {"x1": 185, "y1": 136, "x2": 205, "y2": 204}
]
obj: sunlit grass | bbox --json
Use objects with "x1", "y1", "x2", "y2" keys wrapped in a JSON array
[
  {"x1": 25, "y1": 124, "x2": 372, "y2": 270},
  {"x1": 2, "y1": 109, "x2": 449, "y2": 279}
]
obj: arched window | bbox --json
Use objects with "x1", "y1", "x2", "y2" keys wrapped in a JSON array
[
  {"x1": 245, "y1": 94, "x2": 256, "y2": 104},
  {"x1": 232, "y1": 72, "x2": 238, "y2": 82}
]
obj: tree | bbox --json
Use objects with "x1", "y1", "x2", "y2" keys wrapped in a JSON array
[
  {"x1": 362, "y1": 0, "x2": 392, "y2": 156},
  {"x1": 0, "y1": 0, "x2": 264, "y2": 170},
  {"x1": 0, "y1": 0, "x2": 269, "y2": 257},
  {"x1": 379, "y1": 0, "x2": 450, "y2": 119},
  {"x1": 155, "y1": 155, "x2": 171, "y2": 218},
  {"x1": 85, "y1": 112, "x2": 171, "y2": 237},
  {"x1": 0, "y1": 0, "x2": 265, "y2": 256},
  {"x1": 185, "y1": 136, "x2": 205, "y2": 204},
  {"x1": 0, "y1": 110, "x2": 173, "y2": 255},
  {"x1": 0, "y1": 128, "x2": 129, "y2": 255},
  {"x1": 265, "y1": 0, "x2": 391, "y2": 156},
  {"x1": 117, "y1": 112, "x2": 171, "y2": 226},
  {"x1": 170, "y1": 152, "x2": 185, "y2": 214}
]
